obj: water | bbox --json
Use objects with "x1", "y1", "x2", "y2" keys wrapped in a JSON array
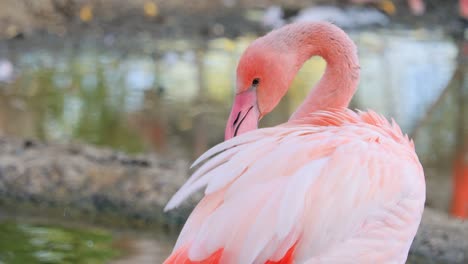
[
  {"x1": 0, "y1": 27, "x2": 462, "y2": 262},
  {"x1": 0, "y1": 221, "x2": 118, "y2": 263},
  {"x1": 0, "y1": 29, "x2": 458, "y2": 158}
]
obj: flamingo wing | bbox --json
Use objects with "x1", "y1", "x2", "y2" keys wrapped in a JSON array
[{"x1": 164, "y1": 110, "x2": 425, "y2": 264}]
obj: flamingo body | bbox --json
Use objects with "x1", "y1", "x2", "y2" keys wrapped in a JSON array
[{"x1": 164, "y1": 22, "x2": 425, "y2": 264}]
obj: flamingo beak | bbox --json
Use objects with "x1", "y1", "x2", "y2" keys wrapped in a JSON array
[{"x1": 225, "y1": 89, "x2": 260, "y2": 140}]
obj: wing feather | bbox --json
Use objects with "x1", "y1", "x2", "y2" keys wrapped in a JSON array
[
  {"x1": 277, "y1": 158, "x2": 327, "y2": 239},
  {"x1": 165, "y1": 110, "x2": 425, "y2": 263}
]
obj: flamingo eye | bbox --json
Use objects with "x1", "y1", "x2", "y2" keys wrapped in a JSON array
[{"x1": 252, "y1": 78, "x2": 260, "y2": 86}]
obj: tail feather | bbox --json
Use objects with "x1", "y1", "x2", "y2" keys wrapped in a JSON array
[
  {"x1": 163, "y1": 244, "x2": 296, "y2": 264},
  {"x1": 265, "y1": 243, "x2": 296, "y2": 264},
  {"x1": 163, "y1": 246, "x2": 222, "y2": 264}
]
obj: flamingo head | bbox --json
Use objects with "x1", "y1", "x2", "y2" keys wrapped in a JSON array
[{"x1": 225, "y1": 38, "x2": 296, "y2": 140}]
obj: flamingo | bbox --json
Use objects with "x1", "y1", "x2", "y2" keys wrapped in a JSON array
[
  {"x1": 352, "y1": 0, "x2": 468, "y2": 18},
  {"x1": 461, "y1": 0, "x2": 468, "y2": 19},
  {"x1": 163, "y1": 22, "x2": 426, "y2": 263},
  {"x1": 351, "y1": 0, "x2": 425, "y2": 15}
]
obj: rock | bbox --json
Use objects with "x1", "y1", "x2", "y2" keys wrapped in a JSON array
[
  {"x1": 0, "y1": 136, "x2": 196, "y2": 227},
  {"x1": 409, "y1": 208, "x2": 468, "y2": 263}
]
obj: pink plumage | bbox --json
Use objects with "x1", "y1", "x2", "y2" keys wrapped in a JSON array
[{"x1": 164, "y1": 22, "x2": 425, "y2": 264}]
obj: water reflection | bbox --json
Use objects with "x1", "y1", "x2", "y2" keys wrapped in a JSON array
[
  {"x1": 0, "y1": 221, "x2": 118, "y2": 263},
  {"x1": 0, "y1": 28, "x2": 459, "y2": 165}
]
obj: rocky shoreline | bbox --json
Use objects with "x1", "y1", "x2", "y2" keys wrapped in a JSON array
[
  {"x1": 410, "y1": 208, "x2": 468, "y2": 263},
  {"x1": 0, "y1": 137, "x2": 198, "y2": 229}
]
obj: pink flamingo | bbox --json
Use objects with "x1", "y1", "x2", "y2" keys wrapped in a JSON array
[
  {"x1": 351, "y1": 0, "x2": 425, "y2": 15},
  {"x1": 164, "y1": 22, "x2": 426, "y2": 263},
  {"x1": 461, "y1": 0, "x2": 468, "y2": 19},
  {"x1": 352, "y1": 0, "x2": 468, "y2": 18}
]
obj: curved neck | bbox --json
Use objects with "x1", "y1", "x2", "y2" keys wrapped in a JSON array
[{"x1": 271, "y1": 22, "x2": 360, "y2": 122}]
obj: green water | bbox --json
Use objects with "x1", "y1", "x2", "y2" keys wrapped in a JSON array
[{"x1": 0, "y1": 221, "x2": 120, "y2": 264}]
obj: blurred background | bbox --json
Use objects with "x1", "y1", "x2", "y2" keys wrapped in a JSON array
[{"x1": 0, "y1": 0, "x2": 467, "y2": 263}]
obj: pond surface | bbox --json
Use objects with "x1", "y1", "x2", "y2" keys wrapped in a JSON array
[
  {"x1": 0, "y1": 26, "x2": 463, "y2": 262},
  {"x1": 0, "y1": 217, "x2": 177, "y2": 264},
  {"x1": 0, "y1": 220, "x2": 118, "y2": 264}
]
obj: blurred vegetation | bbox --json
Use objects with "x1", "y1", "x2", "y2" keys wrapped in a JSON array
[{"x1": 0, "y1": 0, "x2": 463, "y2": 39}]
